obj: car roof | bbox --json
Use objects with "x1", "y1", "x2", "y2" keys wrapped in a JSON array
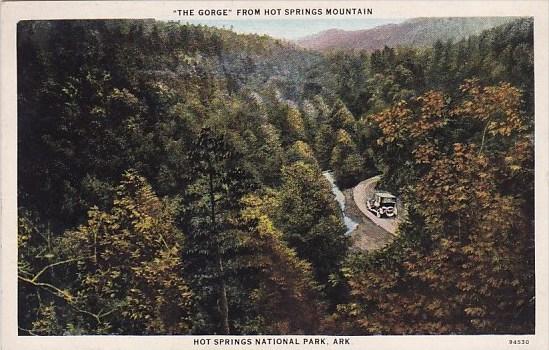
[{"x1": 375, "y1": 191, "x2": 396, "y2": 198}]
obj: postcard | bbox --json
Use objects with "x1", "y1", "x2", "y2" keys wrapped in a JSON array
[{"x1": 1, "y1": 1, "x2": 548, "y2": 349}]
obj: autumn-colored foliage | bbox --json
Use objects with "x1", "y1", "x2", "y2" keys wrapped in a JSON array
[
  {"x1": 19, "y1": 171, "x2": 194, "y2": 335},
  {"x1": 17, "y1": 18, "x2": 534, "y2": 335},
  {"x1": 239, "y1": 194, "x2": 324, "y2": 334},
  {"x1": 330, "y1": 80, "x2": 534, "y2": 335}
]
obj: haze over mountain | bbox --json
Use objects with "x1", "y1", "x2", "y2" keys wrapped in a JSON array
[{"x1": 295, "y1": 17, "x2": 518, "y2": 51}]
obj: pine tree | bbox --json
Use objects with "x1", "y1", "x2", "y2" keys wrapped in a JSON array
[
  {"x1": 273, "y1": 161, "x2": 348, "y2": 290},
  {"x1": 330, "y1": 129, "x2": 365, "y2": 188},
  {"x1": 184, "y1": 127, "x2": 255, "y2": 334}
]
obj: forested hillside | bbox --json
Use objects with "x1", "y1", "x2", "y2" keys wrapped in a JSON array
[
  {"x1": 296, "y1": 17, "x2": 514, "y2": 51},
  {"x1": 18, "y1": 18, "x2": 534, "y2": 335}
]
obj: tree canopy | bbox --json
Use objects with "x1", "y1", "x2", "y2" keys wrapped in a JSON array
[{"x1": 18, "y1": 18, "x2": 534, "y2": 335}]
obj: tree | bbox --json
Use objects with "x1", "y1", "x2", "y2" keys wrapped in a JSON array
[
  {"x1": 184, "y1": 127, "x2": 255, "y2": 335},
  {"x1": 329, "y1": 129, "x2": 366, "y2": 188},
  {"x1": 256, "y1": 123, "x2": 286, "y2": 186},
  {"x1": 314, "y1": 124, "x2": 336, "y2": 169},
  {"x1": 17, "y1": 17, "x2": 535, "y2": 336},
  {"x1": 272, "y1": 161, "x2": 348, "y2": 291},
  {"x1": 452, "y1": 79, "x2": 524, "y2": 154},
  {"x1": 19, "y1": 170, "x2": 194, "y2": 335},
  {"x1": 238, "y1": 194, "x2": 325, "y2": 333},
  {"x1": 286, "y1": 140, "x2": 319, "y2": 168},
  {"x1": 285, "y1": 106, "x2": 306, "y2": 143},
  {"x1": 330, "y1": 100, "x2": 356, "y2": 135},
  {"x1": 331, "y1": 80, "x2": 534, "y2": 335}
]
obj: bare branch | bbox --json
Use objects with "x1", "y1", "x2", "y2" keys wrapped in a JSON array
[
  {"x1": 31, "y1": 256, "x2": 92, "y2": 282},
  {"x1": 18, "y1": 326, "x2": 40, "y2": 336},
  {"x1": 18, "y1": 275, "x2": 119, "y2": 325},
  {"x1": 18, "y1": 275, "x2": 74, "y2": 301}
]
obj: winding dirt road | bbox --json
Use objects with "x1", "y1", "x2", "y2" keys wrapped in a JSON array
[
  {"x1": 352, "y1": 176, "x2": 400, "y2": 236},
  {"x1": 344, "y1": 188, "x2": 394, "y2": 252}
]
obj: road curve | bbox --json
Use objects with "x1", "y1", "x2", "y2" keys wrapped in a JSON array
[{"x1": 352, "y1": 176, "x2": 400, "y2": 236}]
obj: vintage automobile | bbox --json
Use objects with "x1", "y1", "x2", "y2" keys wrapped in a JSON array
[{"x1": 367, "y1": 191, "x2": 397, "y2": 218}]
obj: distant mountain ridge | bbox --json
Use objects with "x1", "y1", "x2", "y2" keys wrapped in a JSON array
[{"x1": 295, "y1": 17, "x2": 519, "y2": 51}]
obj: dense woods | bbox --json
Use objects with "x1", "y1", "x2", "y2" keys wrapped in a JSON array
[{"x1": 18, "y1": 18, "x2": 534, "y2": 335}]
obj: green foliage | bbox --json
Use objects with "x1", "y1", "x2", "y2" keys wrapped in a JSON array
[
  {"x1": 286, "y1": 140, "x2": 319, "y2": 168},
  {"x1": 330, "y1": 79, "x2": 534, "y2": 335},
  {"x1": 330, "y1": 100, "x2": 356, "y2": 135},
  {"x1": 182, "y1": 127, "x2": 257, "y2": 334},
  {"x1": 19, "y1": 171, "x2": 195, "y2": 335},
  {"x1": 317, "y1": 18, "x2": 533, "y2": 119},
  {"x1": 329, "y1": 130, "x2": 365, "y2": 188},
  {"x1": 272, "y1": 161, "x2": 349, "y2": 291},
  {"x1": 313, "y1": 124, "x2": 337, "y2": 169},
  {"x1": 17, "y1": 17, "x2": 534, "y2": 335},
  {"x1": 239, "y1": 194, "x2": 325, "y2": 334}
]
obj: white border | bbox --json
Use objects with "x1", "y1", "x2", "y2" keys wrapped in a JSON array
[{"x1": 1, "y1": 1, "x2": 548, "y2": 350}]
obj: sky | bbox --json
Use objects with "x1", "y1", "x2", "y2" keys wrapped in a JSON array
[{"x1": 181, "y1": 18, "x2": 405, "y2": 40}]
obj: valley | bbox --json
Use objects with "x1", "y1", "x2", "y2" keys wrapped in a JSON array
[{"x1": 17, "y1": 17, "x2": 535, "y2": 336}]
